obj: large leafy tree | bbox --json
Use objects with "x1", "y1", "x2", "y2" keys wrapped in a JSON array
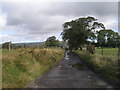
[
  {"x1": 97, "y1": 30, "x2": 107, "y2": 47},
  {"x1": 45, "y1": 36, "x2": 60, "y2": 47},
  {"x1": 61, "y1": 16, "x2": 105, "y2": 50},
  {"x1": 97, "y1": 29, "x2": 120, "y2": 48},
  {"x1": 116, "y1": 33, "x2": 120, "y2": 47}
]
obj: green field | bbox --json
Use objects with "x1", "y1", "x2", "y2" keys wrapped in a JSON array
[
  {"x1": 2, "y1": 48, "x2": 65, "y2": 88},
  {"x1": 96, "y1": 48, "x2": 118, "y2": 57},
  {"x1": 83, "y1": 47, "x2": 118, "y2": 57}
]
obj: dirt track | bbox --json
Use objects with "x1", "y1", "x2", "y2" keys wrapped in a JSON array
[{"x1": 26, "y1": 51, "x2": 113, "y2": 88}]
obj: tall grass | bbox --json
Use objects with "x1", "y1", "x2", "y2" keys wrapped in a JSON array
[
  {"x1": 2, "y1": 48, "x2": 65, "y2": 88},
  {"x1": 73, "y1": 50, "x2": 119, "y2": 87}
]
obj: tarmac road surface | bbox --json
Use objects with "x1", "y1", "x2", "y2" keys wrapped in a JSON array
[{"x1": 26, "y1": 51, "x2": 113, "y2": 88}]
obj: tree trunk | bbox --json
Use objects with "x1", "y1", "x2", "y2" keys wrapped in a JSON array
[{"x1": 80, "y1": 47, "x2": 82, "y2": 51}]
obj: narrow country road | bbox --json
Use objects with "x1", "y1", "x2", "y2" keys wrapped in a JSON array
[{"x1": 26, "y1": 51, "x2": 112, "y2": 88}]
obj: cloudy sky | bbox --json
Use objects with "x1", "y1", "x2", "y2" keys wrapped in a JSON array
[{"x1": 0, "y1": 1, "x2": 118, "y2": 43}]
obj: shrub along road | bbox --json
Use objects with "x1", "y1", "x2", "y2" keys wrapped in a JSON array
[{"x1": 26, "y1": 51, "x2": 113, "y2": 88}]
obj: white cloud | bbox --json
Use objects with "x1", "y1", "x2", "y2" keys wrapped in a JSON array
[
  {"x1": 0, "y1": 13, "x2": 7, "y2": 30},
  {"x1": 104, "y1": 19, "x2": 118, "y2": 30},
  {"x1": 1, "y1": 2, "x2": 118, "y2": 43}
]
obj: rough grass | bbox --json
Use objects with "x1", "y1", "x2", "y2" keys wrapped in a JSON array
[
  {"x1": 83, "y1": 48, "x2": 118, "y2": 57},
  {"x1": 73, "y1": 49, "x2": 119, "y2": 87},
  {"x1": 2, "y1": 48, "x2": 65, "y2": 88},
  {"x1": 96, "y1": 48, "x2": 118, "y2": 57}
]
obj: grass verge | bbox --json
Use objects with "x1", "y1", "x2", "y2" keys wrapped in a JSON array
[
  {"x1": 73, "y1": 50, "x2": 120, "y2": 88},
  {"x1": 2, "y1": 48, "x2": 65, "y2": 88}
]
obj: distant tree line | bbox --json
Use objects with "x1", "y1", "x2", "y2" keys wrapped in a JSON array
[
  {"x1": 2, "y1": 42, "x2": 22, "y2": 49},
  {"x1": 1, "y1": 42, "x2": 37, "y2": 49},
  {"x1": 2, "y1": 36, "x2": 63, "y2": 49}
]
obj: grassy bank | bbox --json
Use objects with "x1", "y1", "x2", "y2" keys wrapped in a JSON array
[
  {"x1": 73, "y1": 49, "x2": 119, "y2": 87},
  {"x1": 2, "y1": 48, "x2": 65, "y2": 88}
]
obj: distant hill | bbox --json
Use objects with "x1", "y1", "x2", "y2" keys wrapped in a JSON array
[
  {"x1": 1, "y1": 41, "x2": 68, "y2": 48},
  {"x1": 60, "y1": 41, "x2": 68, "y2": 47},
  {"x1": 14, "y1": 41, "x2": 68, "y2": 47},
  {"x1": 14, "y1": 42, "x2": 45, "y2": 47}
]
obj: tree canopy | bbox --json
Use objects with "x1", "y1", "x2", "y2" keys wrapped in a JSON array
[
  {"x1": 45, "y1": 36, "x2": 60, "y2": 47},
  {"x1": 97, "y1": 29, "x2": 120, "y2": 48},
  {"x1": 61, "y1": 16, "x2": 105, "y2": 50}
]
